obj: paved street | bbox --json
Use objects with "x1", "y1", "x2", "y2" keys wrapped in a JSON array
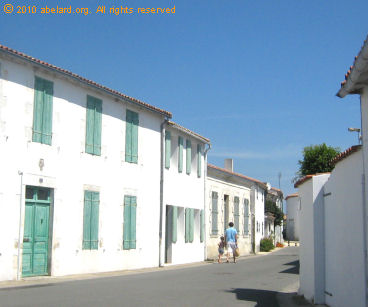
[{"x1": 0, "y1": 247, "x2": 300, "y2": 307}]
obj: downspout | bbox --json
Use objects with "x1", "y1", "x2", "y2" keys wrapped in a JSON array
[
  {"x1": 203, "y1": 143, "x2": 211, "y2": 260},
  {"x1": 17, "y1": 171, "x2": 23, "y2": 280},
  {"x1": 360, "y1": 95, "x2": 368, "y2": 305},
  {"x1": 159, "y1": 118, "x2": 169, "y2": 267}
]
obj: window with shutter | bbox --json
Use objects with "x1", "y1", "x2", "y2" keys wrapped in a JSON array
[
  {"x1": 125, "y1": 110, "x2": 139, "y2": 163},
  {"x1": 123, "y1": 195, "x2": 137, "y2": 249},
  {"x1": 234, "y1": 197, "x2": 240, "y2": 233},
  {"x1": 32, "y1": 77, "x2": 53, "y2": 145},
  {"x1": 211, "y1": 192, "x2": 218, "y2": 235},
  {"x1": 85, "y1": 95, "x2": 102, "y2": 155},
  {"x1": 200, "y1": 209, "x2": 204, "y2": 242},
  {"x1": 185, "y1": 208, "x2": 190, "y2": 243},
  {"x1": 172, "y1": 206, "x2": 177, "y2": 243},
  {"x1": 186, "y1": 139, "x2": 191, "y2": 175},
  {"x1": 165, "y1": 131, "x2": 171, "y2": 169},
  {"x1": 178, "y1": 136, "x2": 183, "y2": 173},
  {"x1": 197, "y1": 144, "x2": 202, "y2": 178},
  {"x1": 82, "y1": 190, "x2": 99, "y2": 250},
  {"x1": 189, "y1": 208, "x2": 194, "y2": 243},
  {"x1": 243, "y1": 199, "x2": 249, "y2": 235}
]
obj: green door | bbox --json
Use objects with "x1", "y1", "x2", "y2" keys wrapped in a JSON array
[{"x1": 22, "y1": 187, "x2": 51, "y2": 277}]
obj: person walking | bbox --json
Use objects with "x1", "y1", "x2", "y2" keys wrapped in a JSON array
[{"x1": 225, "y1": 222, "x2": 238, "y2": 263}]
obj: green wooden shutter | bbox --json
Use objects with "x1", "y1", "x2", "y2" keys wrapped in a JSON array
[
  {"x1": 32, "y1": 77, "x2": 53, "y2": 145},
  {"x1": 42, "y1": 79, "x2": 53, "y2": 145},
  {"x1": 126, "y1": 110, "x2": 139, "y2": 163},
  {"x1": 244, "y1": 199, "x2": 249, "y2": 235},
  {"x1": 234, "y1": 197, "x2": 240, "y2": 233},
  {"x1": 85, "y1": 97, "x2": 95, "y2": 154},
  {"x1": 172, "y1": 206, "x2": 177, "y2": 243},
  {"x1": 211, "y1": 192, "x2": 218, "y2": 235},
  {"x1": 82, "y1": 191, "x2": 92, "y2": 249},
  {"x1": 200, "y1": 209, "x2": 204, "y2": 242},
  {"x1": 94, "y1": 99, "x2": 102, "y2": 156},
  {"x1": 130, "y1": 196, "x2": 137, "y2": 249},
  {"x1": 186, "y1": 140, "x2": 191, "y2": 175},
  {"x1": 189, "y1": 208, "x2": 194, "y2": 243},
  {"x1": 185, "y1": 208, "x2": 189, "y2": 243},
  {"x1": 165, "y1": 131, "x2": 171, "y2": 169},
  {"x1": 197, "y1": 144, "x2": 202, "y2": 178},
  {"x1": 123, "y1": 196, "x2": 131, "y2": 249},
  {"x1": 90, "y1": 192, "x2": 100, "y2": 250},
  {"x1": 178, "y1": 136, "x2": 183, "y2": 173}
]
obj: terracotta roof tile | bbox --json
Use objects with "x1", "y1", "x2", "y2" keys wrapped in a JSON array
[
  {"x1": 208, "y1": 164, "x2": 267, "y2": 189},
  {"x1": 0, "y1": 44, "x2": 172, "y2": 118},
  {"x1": 285, "y1": 193, "x2": 298, "y2": 200},
  {"x1": 167, "y1": 121, "x2": 210, "y2": 144},
  {"x1": 294, "y1": 173, "x2": 331, "y2": 188},
  {"x1": 330, "y1": 145, "x2": 362, "y2": 166}
]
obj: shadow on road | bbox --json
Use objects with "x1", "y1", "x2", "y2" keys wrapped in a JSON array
[
  {"x1": 226, "y1": 288, "x2": 280, "y2": 307},
  {"x1": 280, "y1": 260, "x2": 299, "y2": 274}
]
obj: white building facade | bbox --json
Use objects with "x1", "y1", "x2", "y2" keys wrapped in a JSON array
[{"x1": 285, "y1": 193, "x2": 300, "y2": 241}]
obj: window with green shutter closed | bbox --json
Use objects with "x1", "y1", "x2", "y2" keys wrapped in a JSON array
[
  {"x1": 244, "y1": 199, "x2": 249, "y2": 235},
  {"x1": 234, "y1": 197, "x2": 240, "y2": 233},
  {"x1": 172, "y1": 206, "x2": 177, "y2": 243},
  {"x1": 185, "y1": 208, "x2": 190, "y2": 243},
  {"x1": 186, "y1": 140, "x2": 191, "y2": 175},
  {"x1": 32, "y1": 77, "x2": 53, "y2": 145},
  {"x1": 123, "y1": 195, "x2": 137, "y2": 250},
  {"x1": 197, "y1": 144, "x2": 202, "y2": 178},
  {"x1": 185, "y1": 208, "x2": 194, "y2": 243},
  {"x1": 178, "y1": 136, "x2": 183, "y2": 173},
  {"x1": 85, "y1": 95, "x2": 102, "y2": 155},
  {"x1": 125, "y1": 110, "x2": 139, "y2": 163},
  {"x1": 211, "y1": 192, "x2": 218, "y2": 235},
  {"x1": 200, "y1": 209, "x2": 204, "y2": 242},
  {"x1": 82, "y1": 191, "x2": 99, "y2": 250},
  {"x1": 165, "y1": 131, "x2": 171, "y2": 169}
]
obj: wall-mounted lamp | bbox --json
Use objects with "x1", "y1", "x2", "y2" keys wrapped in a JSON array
[{"x1": 348, "y1": 127, "x2": 361, "y2": 144}]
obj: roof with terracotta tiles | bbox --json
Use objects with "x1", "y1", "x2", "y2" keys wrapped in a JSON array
[
  {"x1": 285, "y1": 193, "x2": 298, "y2": 200},
  {"x1": 167, "y1": 121, "x2": 210, "y2": 144},
  {"x1": 207, "y1": 164, "x2": 267, "y2": 189},
  {"x1": 294, "y1": 173, "x2": 331, "y2": 188},
  {"x1": 337, "y1": 35, "x2": 368, "y2": 97},
  {"x1": 330, "y1": 145, "x2": 362, "y2": 166},
  {"x1": 0, "y1": 44, "x2": 172, "y2": 118}
]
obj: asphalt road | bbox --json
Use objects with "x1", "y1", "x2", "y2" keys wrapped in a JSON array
[{"x1": 0, "y1": 247, "x2": 299, "y2": 307}]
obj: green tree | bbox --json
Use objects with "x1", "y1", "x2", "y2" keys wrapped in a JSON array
[
  {"x1": 265, "y1": 200, "x2": 283, "y2": 227},
  {"x1": 296, "y1": 143, "x2": 340, "y2": 180}
]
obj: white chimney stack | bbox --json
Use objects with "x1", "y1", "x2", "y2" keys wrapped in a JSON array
[{"x1": 224, "y1": 159, "x2": 233, "y2": 172}]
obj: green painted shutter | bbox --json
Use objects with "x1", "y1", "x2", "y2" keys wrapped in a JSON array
[
  {"x1": 200, "y1": 209, "x2": 204, "y2": 242},
  {"x1": 82, "y1": 191, "x2": 92, "y2": 249},
  {"x1": 123, "y1": 196, "x2": 131, "y2": 249},
  {"x1": 244, "y1": 199, "x2": 249, "y2": 235},
  {"x1": 178, "y1": 136, "x2": 183, "y2": 173},
  {"x1": 126, "y1": 110, "x2": 139, "y2": 163},
  {"x1": 41, "y1": 79, "x2": 53, "y2": 145},
  {"x1": 165, "y1": 131, "x2": 171, "y2": 169},
  {"x1": 189, "y1": 208, "x2": 194, "y2": 243},
  {"x1": 32, "y1": 77, "x2": 53, "y2": 145},
  {"x1": 130, "y1": 196, "x2": 137, "y2": 249},
  {"x1": 90, "y1": 192, "x2": 100, "y2": 250},
  {"x1": 172, "y1": 206, "x2": 177, "y2": 243},
  {"x1": 197, "y1": 144, "x2": 202, "y2": 178},
  {"x1": 234, "y1": 197, "x2": 240, "y2": 233},
  {"x1": 94, "y1": 99, "x2": 102, "y2": 156},
  {"x1": 211, "y1": 192, "x2": 218, "y2": 235},
  {"x1": 85, "y1": 97, "x2": 95, "y2": 154},
  {"x1": 185, "y1": 208, "x2": 189, "y2": 243},
  {"x1": 186, "y1": 140, "x2": 191, "y2": 175}
]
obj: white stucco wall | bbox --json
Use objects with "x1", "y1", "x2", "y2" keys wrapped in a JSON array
[
  {"x1": 206, "y1": 177, "x2": 251, "y2": 260},
  {"x1": 323, "y1": 150, "x2": 365, "y2": 307},
  {"x1": 0, "y1": 56, "x2": 165, "y2": 281},
  {"x1": 162, "y1": 126, "x2": 207, "y2": 265},
  {"x1": 253, "y1": 186, "x2": 266, "y2": 252},
  {"x1": 286, "y1": 196, "x2": 300, "y2": 241}
]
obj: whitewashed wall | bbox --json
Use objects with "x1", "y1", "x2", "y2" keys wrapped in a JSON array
[
  {"x1": 286, "y1": 196, "x2": 300, "y2": 241},
  {"x1": 253, "y1": 186, "x2": 266, "y2": 252},
  {"x1": 162, "y1": 126, "x2": 206, "y2": 265},
  {"x1": 206, "y1": 177, "x2": 251, "y2": 259},
  {"x1": 0, "y1": 56, "x2": 164, "y2": 281}
]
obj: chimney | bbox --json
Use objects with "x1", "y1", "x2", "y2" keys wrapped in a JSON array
[{"x1": 224, "y1": 159, "x2": 233, "y2": 172}]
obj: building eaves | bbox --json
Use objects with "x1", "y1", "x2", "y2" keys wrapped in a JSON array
[
  {"x1": 167, "y1": 121, "x2": 210, "y2": 144},
  {"x1": 207, "y1": 164, "x2": 267, "y2": 189},
  {"x1": 330, "y1": 145, "x2": 362, "y2": 166},
  {"x1": 0, "y1": 44, "x2": 172, "y2": 118},
  {"x1": 285, "y1": 193, "x2": 299, "y2": 200},
  {"x1": 337, "y1": 35, "x2": 368, "y2": 98},
  {"x1": 294, "y1": 173, "x2": 331, "y2": 188}
]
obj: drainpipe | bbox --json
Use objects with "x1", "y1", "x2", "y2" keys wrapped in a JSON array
[
  {"x1": 159, "y1": 118, "x2": 169, "y2": 267},
  {"x1": 17, "y1": 171, "x2": 23, "y2": 280},
  {"x1": 359, "y1": 95, "x2": 368, "y2": 305},
  {"x1": 203, "y1": 143, "x2": 211, "y2": 260}
]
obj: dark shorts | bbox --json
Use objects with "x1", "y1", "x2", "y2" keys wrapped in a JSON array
[{"x1": 218, "y1": 248, "x2": 224, "y2": 255}]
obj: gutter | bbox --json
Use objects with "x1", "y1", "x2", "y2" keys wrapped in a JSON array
[
  {"x1": 203, "y1": 143, "x2": 211, "y2": 260},
  {"x1": 159, "y1": 117, "x2": 169, "y2": 267}
]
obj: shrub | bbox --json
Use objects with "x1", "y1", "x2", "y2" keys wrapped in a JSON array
[
  {"x1": 276, "y1": 242, "x2": 284, "y2": 248},
  {"x1": 260, "y1": 237, "x2": 274, "y2": 252}
]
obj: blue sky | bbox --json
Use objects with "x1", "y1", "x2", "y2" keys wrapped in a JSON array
[{"x1": 1, "y1": 0, "x2": 367, "y2": 203}]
